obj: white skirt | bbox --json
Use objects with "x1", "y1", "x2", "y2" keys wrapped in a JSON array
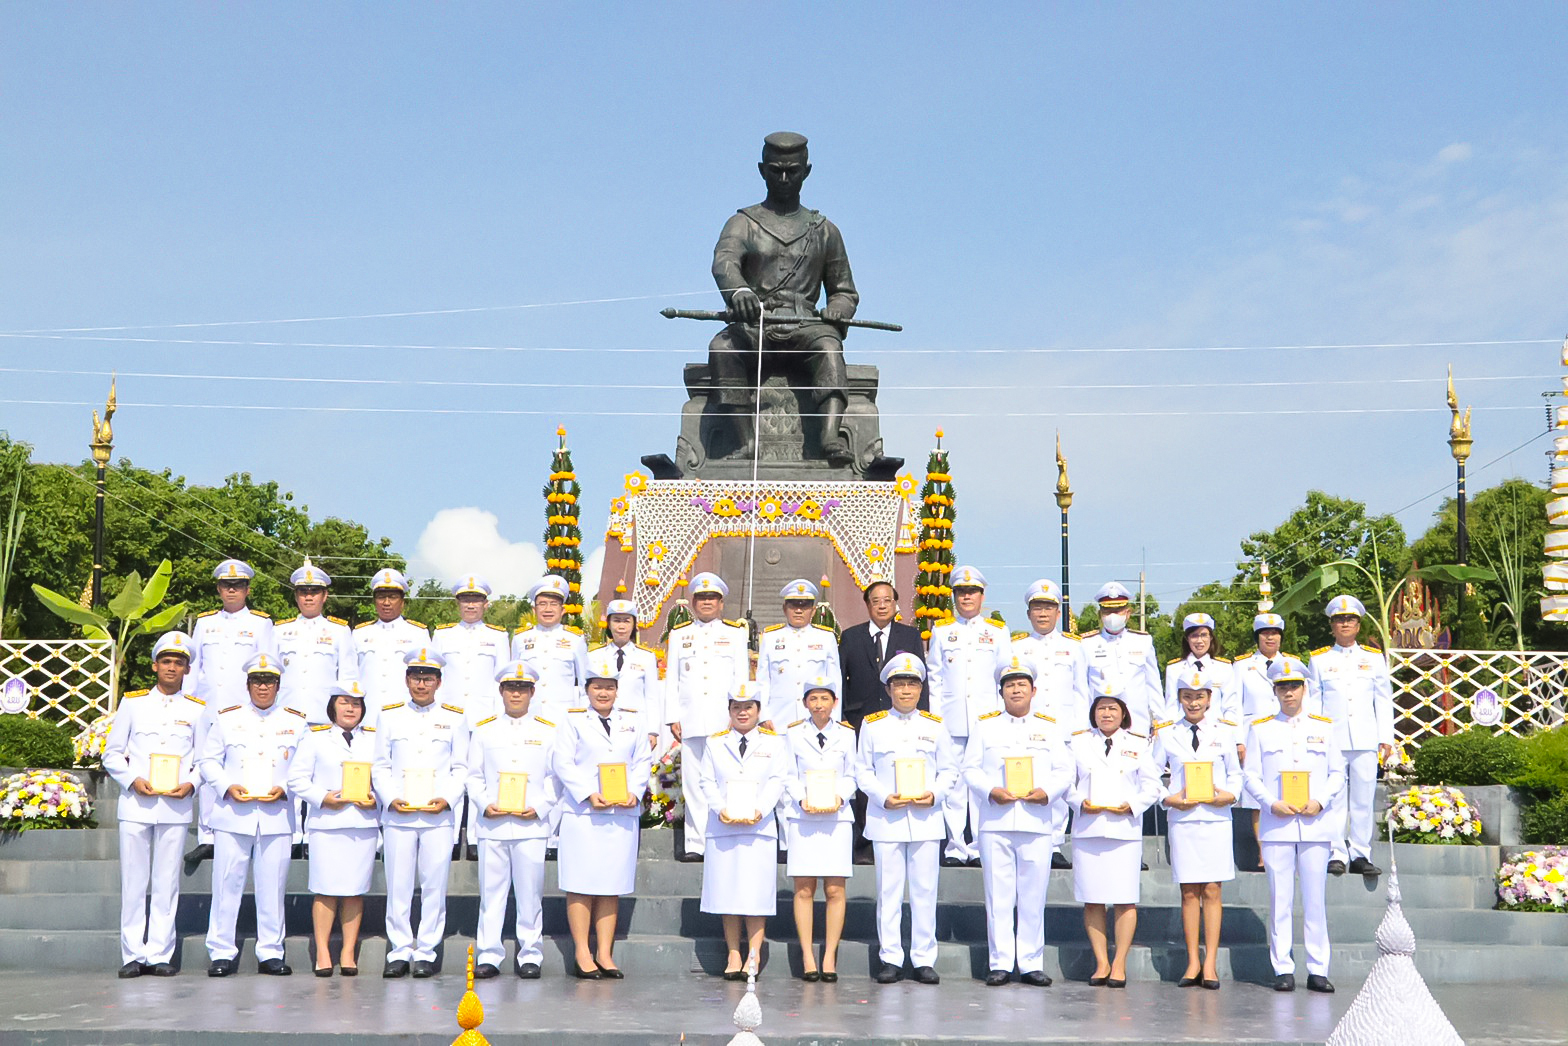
[
  {"x1": 785, "y1": 817, "x2": 852, "y2": 879},
  {"x1": 307, "y1": 827, "x2": 377, "y2": 896},
  {"x1": 700, "y1": 834, "x2": 779, "y2": 916},
  {"x1": 557, "y1": 809, "x2": 639, "y2": 896},
  {"x1": 1169, "y1": 818, "x2": 1236, "y2": 885},
  {"x1": 1071, "y1": 836, "x2": 1141, "y2": 905}
]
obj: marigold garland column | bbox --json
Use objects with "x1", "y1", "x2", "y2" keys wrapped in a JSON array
[
  {"x1": 544, "y1": 425, "x2": 586, "y2": 630},
  {"x1": 912, "y1": 429, "x2": 955, "y2": 641}
]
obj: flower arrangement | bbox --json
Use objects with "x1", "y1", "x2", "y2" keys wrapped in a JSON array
[
  {"x1": 0, "y1": 769, "x2": 95, "y2": 832},
  {"x1": 912, "y1": 430, "x2": 957, "y2": 640},
  {"x1": 641, "y1": 745, "x2": 684, "y2": 829},
  {"x1": 543, "y1": 426, "x2": 586, "y2": 627},
  {"x1": 1386, "y1": 784, "x2": 1483, "y2": 845},
  {"x1": 1496, "y1": 846, "x2": 1568, "y2": 911},
  {"x1": 73, "y1": 712, "x2": 115, "y2": 767}
]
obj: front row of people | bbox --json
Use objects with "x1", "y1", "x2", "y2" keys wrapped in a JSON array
[{"x1": 106, "y1": 628, "x2": 1345, "y2": 991}]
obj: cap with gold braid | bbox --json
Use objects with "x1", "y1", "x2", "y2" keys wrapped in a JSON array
[{"x1": 449, "y1": 944, "x2": 489, "y2": 1046}]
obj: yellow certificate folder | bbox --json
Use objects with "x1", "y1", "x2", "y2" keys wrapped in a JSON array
[
  {"x1": 1003, "y1": 756, "x2": 1034, "y2": 796},
  {"x1": 1183, "y1": 761, "x2": 1215, "y2": 803},
  {"x1": 893, "y1": 757, "x2": 927, "y2": 799},
  {"x1": 496, "y1": 771, "x2": 529, "y2": 814},
  {"x1": 804, "y1": 769, "x2": 837, "y2": 811},
  {"x1": 148, "y1": 753, "x2": 182, "y2": 795},
  {"x1": 340, "y1": 761, "x2": 372, "y2": 803},
  {"x1": 1281, "y1": 770, "x2": 1311, "y2": 809},
  {"x1": 598, "y1": 762, "x2": 630, "y2": 806},
  {"x1": 402, "y1": 768, "x2": 436, "y2": 809}
]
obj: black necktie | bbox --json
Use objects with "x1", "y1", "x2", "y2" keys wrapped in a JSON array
[
  {"x1": 739, "y1": 735, "x2": 749, "y2": 757},
  {"x1": 1265, "y1": 658, "x2": 1273, "y2": 669},
  {"x1": 1104, "y1": 736, "x2": 1113, "y2": 756},
  {"x1": 1191, "y1": 722, "x2": 1201, "y2": 751},
  {"x1": 817, "y1": 731, "x2": 827, "y2": 749},
  {"x1": 874, "y1": 630, "x2": 885, "y2": 664},
  {"x1": 615, "y1": 647, "x2": 625, "y2": 672},
  {"x1": 600, "y1": 716, "x2": 612, "y2": 736},
  {"x1": 1194, "y1": 658, "x2": 1203, "y2": 672},
  {"x1": 343, "y1": 730, "x2": 353, "y2": 746}
]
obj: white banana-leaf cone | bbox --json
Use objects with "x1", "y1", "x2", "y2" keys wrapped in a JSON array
[{"x1": 725, "y1": 966, "x2": 764, "y2": 1046}]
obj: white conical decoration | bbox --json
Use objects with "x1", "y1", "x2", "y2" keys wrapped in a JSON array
[
  {"x1": 1325, "y1": 836, "x2": 1463, "y2": 1046},
  {"x1": 724, "y1": 960, "x2": 764, "y2": 1046}
]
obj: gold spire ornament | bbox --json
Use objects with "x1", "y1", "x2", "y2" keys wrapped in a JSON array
[
  {"x1": 1053, "y1": 431, "x2": 1073, "y2": 511},
  {"x1": 449, "y1": 944, "x2": 490, "y2": 1046},
  {"x1": 1445, "y1": 365, "x2": 1472, "y2": 463},
  {"x1": 1258, "y1": 558, "x2": 1274, "y2": 612},
  {"x1": 89, "y1": 377, "x2": 117, "y2": 468}
]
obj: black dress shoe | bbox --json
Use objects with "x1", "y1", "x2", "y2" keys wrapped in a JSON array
[
  {"x1": 516, "y1": 961, "x2": 542, "y2": 979},
  {"x1": 184, "y1": 842, "x2": 214, "y2": 865},
  {"x1": 545, "y1": 847, "x2": 558, "y2": 861},
  {"x1": 291, "y1": 842, "x2": 307, "y2": 860},
  {"x1": 314, "y1": 965, "x2": 333, "y2": 978},
  {"x1": 257, "y1": 959, "x2": 292, "y2": 976},
  {"x1": 1020, "y1": 970, "x2": 1052, "y2": 987},
  {"x1": 1051, "y1": 852, "x2": 1072, "y2": 869},
  {"x1": 1106, "y1": 977, "x2": 1126, "y2": 988},
  {"x1": 677, "y1": 852, "x2": 705, "y2": 863},
  {"x1": 208, "y1": 958, "x2": 236, "y2": 978},
  {"x1": 118, "y1": 961, "x2": 144, "y2": 979},
  {"x1": 853, "y1": 847, "x2": 875, "y2": 866},
  {"x1": 1202, "y1": 978, "x2": 1221, "y2": 990},
  {"x1": 452, "y1": 843, "x2": 464, "y2": 860},
  {"x1": 473, "y1": 963, "x2": 500, "y2": 980},
  {"x1": 1306, "y1": 974, "x2": 1335, "y2": 993},
  {"x1": 1273, "y1": 973, "x2": 1296, "y2": 992},
  {"x1": 466, "y1": 844, "x2": 479, "y2": 861},
  {"x1": 411, "y1": 960, "x2": 437, "y2": 978},
  {"x1": 940, "y1": 855, "x2": 966, "y2": 867},
  {"x1": 1326, "y1": 859, "x2": 1347, "y2": 876},
  {"x1": 874, "y1": 962, "x2": 902, "y2": 984},
  {"x1": 383, "y1": 960, "x2": 410, "y2": 978},
  {"x1": 984, "y1": 969, "x2": 1010, "y2": 986},
  {"x1": 146, "y1": 962, "x2": 178, "y2": 977},
  {"x1": 820, "y1": 971, "x2": 838, "y2": 983},
  {"x1": 596, "y1": 966, "x2": 622, "y2": 980},
  {"x1": 1348, "y1": 857, "x2": 1381, "y2": 876},
  {"x1": 1140, "y1": 861, "x2": 1149, "y2": 870},
  {"x1": 914, "y1": 965, "x2": 940, "y2": 985},
  {"x1": 1178, "y1": 975, "x2": 1201, "y2": 987},
  {"x1": 965, "y1": 856, "x2": 982, "y2": 868},
  {"x1": 802, "y1": 970, "x2": 821, "y2": 982}
]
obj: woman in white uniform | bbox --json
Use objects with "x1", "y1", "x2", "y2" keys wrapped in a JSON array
[
  {"x1": 1163, "y1": 613, "x2": 1237, "y2": 725},
  {"x1": 1154, "y1": 665, "x2": 1240, "y2": 989},
  {"x1": 551, "y1": 666, "x2": 646, "y2": 979},
  {"x1": 783, "y1": 675, "x2": 857, "y2": 982},
  {"x1": 696, "y1": 683, "x2": 789, "y2": 979},
  {"x1": 1068, "y1": 686, "x2": 1161, "y2": 987},
  {"x1": 286, "y1": 681, "x2": 379, "y2": 976}
]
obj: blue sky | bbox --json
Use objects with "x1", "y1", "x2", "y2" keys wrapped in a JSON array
[{"x1": 4, "y1": 5, "x2": 1568, "y2": 611}]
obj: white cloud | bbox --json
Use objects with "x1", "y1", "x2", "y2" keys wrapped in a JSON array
[
  {"x1": 410, "y1": 507, "x2": 545, "y2": 598},
  {"x1": 580, "y1": 545, "x2": 605, "y2": 605},
  {"x1": 1434, "y1": 141, "x2": 1473, "y2": 166}
]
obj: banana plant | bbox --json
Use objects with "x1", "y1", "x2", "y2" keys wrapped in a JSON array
[
  {"x1": 0, "y1": 469, "x2": 22, "y2": 641},
  {"x1": 31, "y1": 559, "x2": 187, "y2": 707}
]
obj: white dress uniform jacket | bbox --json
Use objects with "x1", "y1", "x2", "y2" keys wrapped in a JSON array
[
  {"x1": 1079, "y1": 628, "x2": 1163, "y2": 733},
  {"x1": 1066, "y1": 728, "x2": 1163, "y2": 840},
  {"x1": 589, "y1": 641, "x2": 662, "y2": 739},
  {"x1": 962, "y1": 710, "x2": 1075, "y2": 837},
  {"x1": 1011, "y1": 628, "x2": 1088, "y2": 728},
  {"x1": 854, "y1": 708, "x2": 959, "y2": 842},
  {"x1": 1232, "y1": 651, "x2": 1308, "y2": 723},
  {"x1": 287, "y1": 723, "x2": 382, "y2": 832},
  {"x1": 924, "y1": 614, "x2": 1011, "y2": 738},
  {"x1": 198, "y1": 702, "x2": 308, "y2": 837},
  {"x1": 275, "y1": 613, "x2": 355, "y2": 724},
  {"x1": 434, "y1": 620, "x2": 510, "y2": 723},
  {"x1": 354, "y1": 616, "x2": 431, "y2": 721},
  {"x1": 1153, "y1": 716, "x2": 1243, "y2": 826},
  {"x1": 552, "y1": 704, "x2": 648, "y2": 896},
  {"x1": 663, "y1": 618, "x2": 750, "y2": 737},
  {"x1": 696, "y1": 726, "x2": 790, "y2": 843},
  {"x1": 191, "y1": 608, "x2": 276, "y2": 711},
  {"x1": 757, "y1": 622, "x2": 842, "y2": 728},
  {"x1": 1306, "y1": 643, "x2": 1394, "y2": 752},
  {"x1": 1165, "y1": 654, "x2": 1239, "y2": 725},
  {"x1": 509, "y1": 623, "x2": 589, "y2": 721},
  {"x1": 372, "y1": 699, "x2": 470, "y2": 828},
  {"x1": 783, "y1": 717, "x2": 858, "y2": 825}
]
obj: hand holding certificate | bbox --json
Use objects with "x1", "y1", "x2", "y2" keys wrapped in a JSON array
[
  {"x1": 803, "y1": 769, "x2": 838, "y2": 813},
  {"x1": 723, "y1": 779, "x2": 760, "y2": 823},
  {"x1": 1183, "y1": 761, "x2": 1215, "y2": 804},
  {"x1": 1003, "y1": 756, "x2": 1034, "y2": 798},
  {"x1": 148, "y1": 753, "x2": 182, "y2": 795},
  {"x1": 340, "y1": 761, "x2": 373, "y2": 804},
  {"x1": 400, "y1": 768, "x2": 439, "y2": 811},
  {"x1": 597, "y1": 762, "x2": 632, "y2": 806},
  {"x1": 496, "y1": 772, "x2": 529, "y2": 815}
]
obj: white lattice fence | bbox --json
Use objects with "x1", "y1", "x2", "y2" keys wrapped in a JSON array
[
  {"x1": 1389, "y1": 647, "x2": 1568, "y2": 747},
  {"x1": 0, "y1": 639, "x2": 115, "y2": 730}
]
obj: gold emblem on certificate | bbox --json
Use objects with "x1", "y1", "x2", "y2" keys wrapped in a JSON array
[
  {"x1": 598, "y1": 762, "x2": 630, "y2": 805},
  {"x1": 1281, "y1": 770, "x2": 1311, "y2": 809},
  {"x1": 496, "y1": 771, "x2": 529, "y2": 814},
  {"x1": 340, "y1": 761, "x2": 372, "y2": 803},
  {"x1": 1183, "y1": 761, "x2": 1214, "y2": 803},
  {"x1": 1003, "y1": 756, "x2": 1034, "y2": 797}
]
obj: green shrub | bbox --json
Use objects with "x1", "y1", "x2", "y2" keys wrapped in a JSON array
[
  {"x1": 1411, "y1": 730, "x2": 1525, "y2": 786},
  {"x1": 1520, "y1": 793, "x2": 1568, "y2": 845},
  {"x1": 1508, "y1": 726, "x2": 1568, "y2": 797},
  {"x1": 0, "y1": 716, "x2": 76, "y2": 769}
]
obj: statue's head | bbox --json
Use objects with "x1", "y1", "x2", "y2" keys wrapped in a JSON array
[{"x1": 759, "y1": 131, "x2": 811, "y2": 196}]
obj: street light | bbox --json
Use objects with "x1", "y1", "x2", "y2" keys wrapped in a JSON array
[
  {"x1": 88, "y1": 378, "x2": 117, "y2": 607},
  {"x1": 1447, "y1": 366, "x2": 1473, "y2": 627},
  {"x1": 1055, "y1": 432, "x2": 1074, "y2": 624}
]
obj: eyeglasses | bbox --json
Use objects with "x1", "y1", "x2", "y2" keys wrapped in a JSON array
[{"x1": 247, "y1": 677, "x2": 280, "y2": 687}]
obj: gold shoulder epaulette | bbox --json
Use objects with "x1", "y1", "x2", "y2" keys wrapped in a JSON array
[
  {"x1": 354, "y1": 620, "x2": 375, "y2": 630},
  {"x1": 1167, "y1": 657, "x2": 1183, "y2": 665},
  {"x1": 1253, "y1": 714, "x2": 1274, "y2": 725},
  {"x1": 286, "y1": 707, "x2": 307, "y2": 718},
  {"x1": 637, "y1": 642, "x2": 658, "y2": 654},
  {"x1": 123, "y1": 688, "x2": 150, "y2": 699},
  {"x1": 311, "y1": 723, "x2": 332, "y2": 732},
  {"x1": 811, "y1": 623, "x2": 836, "y2": 632},
  {"x1": 837, "y1": 719, "x2": 854, "y2": 728},
  {"x1": 474, "y1": 715, "x2": 496, "y2": 728},
  {"x1": 1126, "y1": 730, "x2": 1146, "y2": 738},
  {"x1": 1080, "y1": 629, "x2": 1101, "y2": 638},
  {"x1": 863, "y1": 710, "x2": 889, "y2": 724},
  {"x1": 788, "y1": 718, "x2": 805, "y2": 728},
  {"x1": 515, "y1": 623, "x2": 535, "y2": 633},
  {"x1": 1010, "y1": 630, "x2": 1030, "y2": 642},
  {"x1": 1063, "y1": 631, "x2": 1081, "y2": 641},
  {"x1": 1072, "y1": 728, "x2": 1091, "y2": 735},
  {"x1": 1213, "y1": 655, "x2": 1232, "y2": 664},
  {"x1": 588, "y1": 642, "x2": 607, "y2": 652},
  {"x1": 434, "y1": 622, "x2": 457, "y2": 631},
  {"x1": 1219, "y1": 718, "x2": 1237, "y2": 726},
  {"x1": 567, "y1": 706, "x2": 587, "y2": 713},
  {"x1": 620, "y1": 706, "x2": 638, "y2": 714},
  {"x1": 564, "y1": 624, "x2": 583, "y2": 635},
  {"x1": 919, "y1": 710, "x2": 942, "y2": 723},
  {"x1": 328, "y1": 616, "x2": 348, "y2": 626},
  {"x1": 362, "y1": 725, "x2": 375, "y2": 733},
  {"x1": 1311, "y1": 645, "x2": 1331, "y2": 656},
  {"x1": 275, "y1": 615, "x2": 298, "y2": 626},
  {"x1": 1152, "y1": 719, "x2": 1173, "y2": 732},
  {"x1": 382, "y1": 702, "x2": 405, "y2": 712},
  {"x1": 978, "y1": 710, "x2": 1003, "y2": 720},
  {"x1": 249, "y1": 608, "x2": 271, "y2": 619},
  {"x1": 405, "y1": 618, "x2": 427, "y2": 629},
  {"x1": 670, "y1": 619, "x2": 692, "y2": 630},
  {"x1": 763, "y1": 623, "x2": 785, "y2": 633},
  {"x1": 1308, "y1": 713, "x2": 1333, "y2": 723},
  {"x1": 184, "y1": 694, "x2": 205, "y2": 705},
  {"x1": 197, "y1": 609, "x2": 219, "y2": 618},
  {"x1": 724, "y1": 618, "x2": 746, "y2": 628},
  {"x1": 535, "y1": 716, "x2": 554, "y2": 727},
  {"x1": 485, "y1": 623, "x2": 507, "y2": 633},
  {"x1": 1034, "y1": 712, "x2": 1056, "y2": 722},
  {"x1": 758, "y1": 726, "x2": 777, "y2": 736},
  {"x1": 714, "y1": 728, "x2": 732, "y2": 737},
  {"x1": 220, "y1": 704, "x2": 242, "y2": 714},
  {"x1": 1128, "y1": 628, "x2": 1149, "y2": 636},
  {"x1": 441, "y1": 702, "x2": 464, "y2": 715}
]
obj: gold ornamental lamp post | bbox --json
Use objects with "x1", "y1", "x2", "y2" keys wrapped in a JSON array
[
  {"x1": 1055, "y1": 432, "x2": 1074, "y2": 623},
  {"x1": 1447, "y1": 366, "x2": 1473, "y2": 628},
  {"x1": 88, "y1": 378, "x2": 117, "y2": 608}
]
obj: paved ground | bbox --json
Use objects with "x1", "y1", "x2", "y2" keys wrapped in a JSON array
[{"x1": 0, "y1": 969, "x2": 1559, "y2": 1045}]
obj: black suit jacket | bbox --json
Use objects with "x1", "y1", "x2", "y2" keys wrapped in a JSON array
[{"x1": 839, "y1": 620, "x2": 927, "y2": 723}]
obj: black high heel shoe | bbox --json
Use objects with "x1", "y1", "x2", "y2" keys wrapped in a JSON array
[
  {"x1": 801, "y1": 970, "x2": 820, "y2": 982},
  {"x1": 572, "y1": 960, "x2": 602, "y2": 980},
  {"x1": 1107, "y1": 977, "x2": 1126, "y2": 988},
  {"x1": 820, "y1": 971, "x2": 838, "y2": 983},
  {"x1": 1088, "y1": 974, "x2": 1109, "y2": 986},
  {"x1": 314, "y1": 965, "x2": 333, "y2": 978}
]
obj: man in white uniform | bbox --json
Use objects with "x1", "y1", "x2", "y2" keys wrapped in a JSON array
[
  {"x1": 663, "y1": 572, "x2": 749, "y2": 861},
  {"x1": 434, "y1": 574, "x2": 509, "y2": 860},
  {"x1": 1230, "y1": 612, "x2": 1306, "y2": 871},
  {"x1": 856, "y1": 653, "x2": 958, "y2": 985},
  {"x1": 354, "y1": 568, "x2": 430, "y2": 722},
  {"x1": 963, "y1": 656, "x2": 1074, "y2": 987},
  {"x1": 1010, "y1": 578, "x2": 1087, "y2": 727},
  {"x1": 1307, "y1": 594, "x2": 1393, "y2": 877},
  {"x1": 758, "y1": 578, "x2": 842, "y2": 729},
  {"x1": 510, "y1": 575, "x2": 589, "y2": 723},
  {"x1": 466, "y1": 660, "x2": 559, "y2": 979},
  {"x1": 198, "y1": 653, "x2": 307, "y2": 976},
  {"x1": 374, "y1": 647, "x2": 470, "y2": 978},
  {"x1": 923, "y1": 565, "x2": 1009, "y2": 866},
  {"x1": 1079, "y1": 581, "x2": 1162, "y2": 733},
  {"x1": 1243, "y1": 662, "x2": 1345, "y2": 993},
  {"x1": 187, "y1": 558, "x2": 276, "y2": 864},
  {"x1": 103, "y1": 630, "x2": 204, "y2": 977}
]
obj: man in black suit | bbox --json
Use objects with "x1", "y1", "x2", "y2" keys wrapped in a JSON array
[{"x1": 839, "y1": 581, "x2": 926, "y2": 861}]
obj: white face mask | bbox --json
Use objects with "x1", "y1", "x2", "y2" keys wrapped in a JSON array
[{"x1": 1101, "y1": 613, "x2": 1129, "y2": 634}]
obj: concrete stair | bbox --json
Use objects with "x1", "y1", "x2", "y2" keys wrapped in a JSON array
[{"x1": 0, "y1": 825, "x2": 1558, "y2": 983}]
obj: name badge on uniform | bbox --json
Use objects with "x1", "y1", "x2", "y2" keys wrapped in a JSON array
[
  {"x1": 774, "y1": 641, "x2": 786, "y2": 651},
  {"x1": 978, "y1": 634, "x2": 995, "y2": 645},
  {"x1": 556, "y1": 638, "x2": 573, "y2": 650},
  {"x1": 1307, "y1": 734, "x2": 1328, "y2": 744}
]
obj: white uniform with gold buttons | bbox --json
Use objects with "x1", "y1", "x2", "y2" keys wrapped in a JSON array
[
  {"x1": 354, "y1": 617, "x2": 431, "y2": 723},
  {"x1": 275, "y1": 613, "x2": 355, "y2": 725},
  {"x1": 434, "y1": 621, "x2": 510, "y2": 723},
  {"x1": 197, "y1": 655, "x2": 306, "y2": 964},
  {"x1": 1011, "y1": 630, "x2": 1087, "y2": 727},
  {"x1": 1165, "y1": 654, "x2": 1238, "y2": 725},
  {"x1": 509, "y1": 622, "x2": 589, "y2": 719},
  {"x1": 1243, "y1": 698, "x2": 1347, "y2": 978},
  {"x1": 465, "y1": 704, "x2": 560, "y2": 969},
  {"x1": 102, "y1": 633, "x2": 206, "y2": 967},
  {"x1": 552, "y1": 702, "x2": 648, "y2": 896},
  {"x1": 589, "y1": 640, "x2": 662, "y2": 742},
  {"x1": 287, "y1": 714, "x2": 380, "y2": 896},
  {"x1": 962, "y1": 668, "x2": 1075, "y2": 976},
  {"x1": 696, "y1": 717, "x2": 790, "y2": 916},
  {"x1": 1066, "y1": 718, "x2": 1162, "y2": 905},
  {"x1": 372, "y1": 650, "x2": 470, "y2": 965},
  {"x1": 782, "y1": 711, "x2": 857, "y2": 878},
  {"x1": 1152, "y1": 711, "x2": 1242, "y2": 885},
  {"x1": 854, "y1": 654, "x2": 959, "y2": 970},
  {"x1": 759, "y1": 621, "x2": 841, "y2": 728},
  {"x1": 1080, "y1": 629, "x2": 1162, "y2": 733}
]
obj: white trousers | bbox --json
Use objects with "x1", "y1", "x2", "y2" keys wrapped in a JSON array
[
  {"x1": 196, "y1": 782, "x2": 217, "y2": 843},
  {"x1": 476, "y1": 837, "x2": 547, "y2": 967},
  {"x1": 206, "y1": 829, "x2": 290, "y2": 962},
  {"x1": 1334, "y1": 749, "x2": 1378, "y2": 863},
  {"x1": 383, "y1": 823, "x2": 456, "y2": 963},
  {"x1": 941, "y1": 736, "x2": 977, "y2": 860},
  {"x1": 979, "y1": 830, "x2": 1053, "y2": 974},
  {"x1": 1262, "y1": 840, "x2": 1331, "y2": 976},
  {"x1": 681, "y1": 735, "x2": 709, "y2": 856},
  {"x1": 873, "y1": 839, "x2": 940, "y2": 967},
  {"x1": 119, "y1": 821, "x2": 187, "y2": 965}
]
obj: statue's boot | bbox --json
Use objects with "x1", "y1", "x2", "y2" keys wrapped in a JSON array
[
  {"x1": 727, "y1": 409, "x2": 756, "y2": 460},
  {"x1": 820, "y1": 396, "x2": 853, "y2": 464}
]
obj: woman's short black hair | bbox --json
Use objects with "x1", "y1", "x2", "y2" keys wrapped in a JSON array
[
  {"x1": 326, "y1": 692, "x2": 365, "y2": 728},
  {"x1": 1089, "y1": 693, "x2": 1132, "y2": 732}
]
